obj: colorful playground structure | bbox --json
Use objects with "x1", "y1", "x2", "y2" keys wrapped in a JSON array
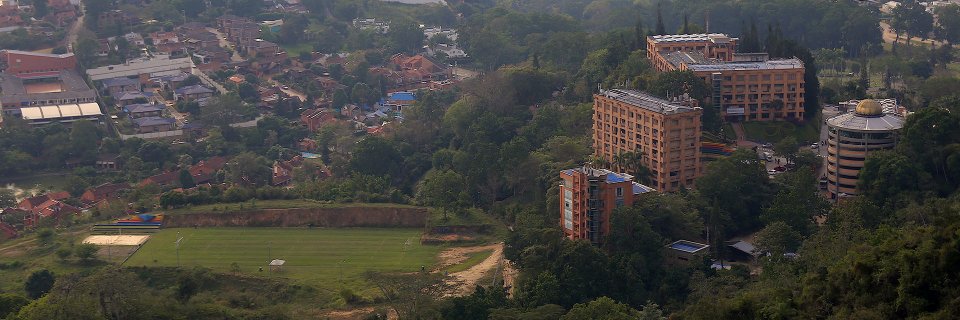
[
  {"x1": 92, "y1": 213, "x2": 165, "y2": 234},
  {"x1": 701, "y1": 142, "x2": 735, "y2": 160}
]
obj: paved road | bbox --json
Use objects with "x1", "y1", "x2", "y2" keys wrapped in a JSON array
[
  {"x1": 207, "y1": 27, "x2": 244, "y2": 63},
  {"x1": 152, "y1": 88, "x2": 189, "y2": 126},
  {"x1": 65, "y1": 1, "x2": 85, "y2": 48},
  {"x1": 269, "y1": 79, "x2": 307, "y2": 102}
]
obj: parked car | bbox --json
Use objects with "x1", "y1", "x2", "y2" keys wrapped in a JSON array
[{"x1": 810, "y1": 144, "x2": 819, "y2": 149}]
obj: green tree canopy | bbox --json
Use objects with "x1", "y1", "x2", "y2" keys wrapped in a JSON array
[
  {"x1": 24, "y1": 269, "x2": 55, "y2": 299},
  {"x1": 560, "y1": 296, "x2": 643, "y2": 320}
]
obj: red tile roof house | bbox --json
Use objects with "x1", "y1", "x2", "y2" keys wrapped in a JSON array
[
  {"x1": 271, "y1": 155, "x2": 304, "y2": 186},
  {"x1": 300, "y1": 108, "x2": 337, "y2": 131},
  {"x1": 0, "y1": 208, "x2": 26, "y2": 237},
  {"x1": 189, "y1": 156, "x2": 228, "y2": 184},
  {"x1": 139, "y1": 170, "x2": 180, "y2": 188},
  {"x1": 80, "y1": 182, "x2": 130, "y2": 208},
  {"x1": 17, "y1": 192, "x2": 71, "y2": 212},
  {"x1": 140, "y1": 156, "x2": 228, "y2": 188},
  {"x1": 26, "y1": 200, "x2": 81, "y2": 228},
  {"x1": 149, "y1": 31, "x2": 180, "y2": 45},
  {"x1": 16, "y1": 191, "x2": 80, "y2": 229},
  {"x1": 299, "y1": 138, "x2": 318, "y2": 151},
  {"x1": 0, "y1": 4, "x2": 22, "y2": 28},
  {"x1": 388, "y1": 54, "x2": 451, "y2": 88}
]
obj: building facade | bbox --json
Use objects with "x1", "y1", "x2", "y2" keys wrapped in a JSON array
[
  {"x1": 646, "y1": 33, "x2": 806, "y2": 122},
  {"x1": 684, "y1": 59, "x2": 806, "y2": 121},
  {"x1": 593, "y1": 89, "x2": 703, "y2": 192},
  {"x1": 560, "y1": 167, "x2": 655, "y2": 245},
  {"x1": 0, "y1": 50, "x2": 77, "y2": 75},
  {"x1": 825, "y1": 99, "x2": 905, "y2": 198},
  {"x1": 647, "y1": 34, "x2": 738, "y2": 72}
]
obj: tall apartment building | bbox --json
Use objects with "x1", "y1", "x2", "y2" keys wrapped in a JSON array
[
  {"x1": 560, "y1": 167, "x2": 655, "y2": 244},
  {"x1": 681, "y1": 58, "x2": 805, "y2": 121},
  {"x1": 593, "y1": 89, "x2": 703, "y2": 192},
  {"x1": 647, "y1": 33, "x2": 806, "y2": 122},
  {"x1": 647, "y1": 33, "x2": 738, "y2": 72}
]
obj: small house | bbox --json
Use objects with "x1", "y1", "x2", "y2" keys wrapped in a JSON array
[
  {"x1": 101, "y1": 77, "x2": 141, "y2": 96},
  {"x1": 174, "y1": 85, "x2": 214, "y2": 101},
  {"x1": 123, "y1": 103, "x2": 165, "y2": 119},
  {"x1": 132, "y1": 116, "x2": 176, "y2": 133}
]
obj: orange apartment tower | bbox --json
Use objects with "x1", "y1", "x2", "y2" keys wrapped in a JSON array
[
  {"x1": 560, "y1": 167, "x2": 655, "y2": 244},
  {"x1": 593, "y1": 89, "x2": 703, "y2": 192},
  {"x1": 647, "y1": 33, "x2": 739, "y2": 71},
  {"x1": 647, "y1": 34, "x2": 806, "y2": 122}
]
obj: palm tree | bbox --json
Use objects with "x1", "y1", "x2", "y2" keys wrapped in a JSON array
[
  {"x1": 612, "y1": 152, "x2": 627, "y2": 172},
  {"x1": 622, "y1": 151, "x2": 652, "y2": 185}
]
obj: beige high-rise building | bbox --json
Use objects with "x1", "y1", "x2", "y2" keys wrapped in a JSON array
[{"x1": 593, "y1": 89, "x2": 703, "y2": 192}]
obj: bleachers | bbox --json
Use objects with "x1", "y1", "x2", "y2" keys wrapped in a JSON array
[{"x1": 91, "y1": 224, "x2": 161, "y2": 234}]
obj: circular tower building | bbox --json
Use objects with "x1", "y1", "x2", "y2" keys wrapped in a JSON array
[{"x1": 825, "y1": 99, "x2": 905, "y2": 198}]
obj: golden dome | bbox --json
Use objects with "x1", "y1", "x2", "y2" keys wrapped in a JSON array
[{"x1": 855, "y1": 99, "x2": 883, "y2": 116}]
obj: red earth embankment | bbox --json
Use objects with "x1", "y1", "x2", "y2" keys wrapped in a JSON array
[{"x1": 164, "y1": 206, "x2": 429, "y2": 228}]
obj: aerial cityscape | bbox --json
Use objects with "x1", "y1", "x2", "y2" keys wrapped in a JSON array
[{"x1": 0, "y1": 0, "x2": 959, "y2": 319}]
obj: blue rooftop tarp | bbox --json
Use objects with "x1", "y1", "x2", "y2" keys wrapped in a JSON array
[
  {"x1": 606, "y1": 174, "x2": 626, "y2": 183},
  {"x1": 389, "y1": 92, "x2": 416, "y2": 101}
]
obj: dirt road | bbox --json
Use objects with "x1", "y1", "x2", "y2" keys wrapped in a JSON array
[
  {"x1": 66, "y1": 0, "x2": 85, "y2": 48},
  {"x1": 438, "y1": 243, "x2": 515, "y2": 297},
  {"x1": 880, "y1": 21, "x2": 956, "y2": 48}
]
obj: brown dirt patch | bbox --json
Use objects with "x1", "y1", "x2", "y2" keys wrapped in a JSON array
[
  {"x1": 437, "y1": 243, "x2": 513, "y2": 297},
  {"x1": 434, "y1": 243, "x2": 499, "y2": 271},
  {"x1": 318, "y1": 307, "x2": 397, "y2": 320}
]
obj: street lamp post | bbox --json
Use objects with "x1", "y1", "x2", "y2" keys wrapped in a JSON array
[{"x1": 175, "y1": 231, "x2": 183, "y2": 267}]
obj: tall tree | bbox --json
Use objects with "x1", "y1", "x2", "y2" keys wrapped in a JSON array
[
  {"x1": 764, "y1": 170, "x2": 828, "y2": 235},
  {"x1": 388, "y1": 19, "x2": 426, "y2": 54},
  {"x1": 349, "y1": 136, "x2": 402, "y2": 177},
  {"x1": 935, "y1": 4, "x2": 960, "y2": 44},
  {"x1": 24, "y1": 269, "x2": 55, "y2": 299},
  {"x1": 560, "y1": 297, "x2": 643, "y2": 320},
  {"x1": 33, "y1": 0, "x2": 49, "y2": 18},
  {"x1": 655, "y1": 4, "x2": 666, "y2": 35},
  {"x1": 178, "y1": 169, "x2": 195, "y2": 189},
  {"x1": 0, "y1": 189, "x2": 15, "y2": 208}
]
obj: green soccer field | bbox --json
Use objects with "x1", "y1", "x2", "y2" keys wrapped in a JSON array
[{"x1": 124, "y1": 228, "x2": 440, "y2": 289}]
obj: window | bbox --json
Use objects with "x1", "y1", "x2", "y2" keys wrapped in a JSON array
[{"x1": 616, "y1": 187, "x2": 623, "y2": 198}]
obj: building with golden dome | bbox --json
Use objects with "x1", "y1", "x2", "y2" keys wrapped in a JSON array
[{"x1": 825, "y1": 99, "x2": 906, "y2": 198}]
